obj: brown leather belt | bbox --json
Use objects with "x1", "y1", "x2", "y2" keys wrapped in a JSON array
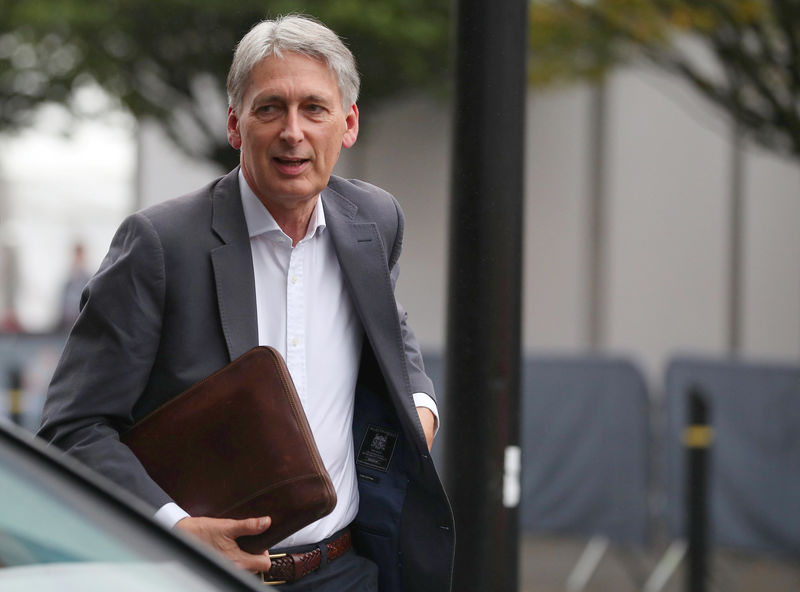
[{"x1": 261, "y1": 529, "x2": 352, "y2": 585}]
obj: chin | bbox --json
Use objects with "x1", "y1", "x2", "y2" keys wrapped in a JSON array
[
  {"x1": 264, "y1": 185, "x2": 319, "y2": 206},
  {"x1": 278, "y1": 181, "x2": 324, "y2": 200}
]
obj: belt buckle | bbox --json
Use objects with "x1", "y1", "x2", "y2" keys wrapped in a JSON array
[{"x1": 262, "y1": 553, "x2": 287, "y2": 586}]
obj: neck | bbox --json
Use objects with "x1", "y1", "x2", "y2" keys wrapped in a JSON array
[{"x1": 263, "y1": 196, "x2": 318, "y2": 247}]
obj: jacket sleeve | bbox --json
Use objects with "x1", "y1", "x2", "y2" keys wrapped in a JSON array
[
  {"x1": 38, "y1": 212, "x2": 173, "y2": 509},
  {"x1": 386, "y1": 196, "x2": 437, "y2": 403}
]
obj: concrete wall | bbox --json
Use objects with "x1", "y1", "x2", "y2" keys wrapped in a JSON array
[
  {"x1": 603, "y1": 66, "x2": 734, "y2": 381},
  {"x1": 742, "y1": 148, "x2": 800, "y2": 359}
]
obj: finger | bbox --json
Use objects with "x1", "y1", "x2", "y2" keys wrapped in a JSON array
[
  {"x1": 224, "y1": 516, "x2": 272, "y2": 538},
  {"x1": 234, "y1": 550, "x2": 273, "y2": 574}
]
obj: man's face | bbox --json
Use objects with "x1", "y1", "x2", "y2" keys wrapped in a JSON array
[{"x1": 227, "y1": 52, "x2": 359, "y2": 215}]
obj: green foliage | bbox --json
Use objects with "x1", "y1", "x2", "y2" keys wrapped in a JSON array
[
  {"x1": 528, "y1": 0, "x2": 800, "y2": 159},
  {"x1": 0, "y1": 0, "x2": 450, "y2": 169},
  {"x1": 528, "y1": 0, "x2": 767, "y2": 86},
  {"x1": 5, "y1": 0, "x2": 797, "y2": 163}
]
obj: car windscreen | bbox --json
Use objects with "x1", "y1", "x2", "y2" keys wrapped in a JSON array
[{"x1": 0, "y1": 430, "x2": 260, "y2": 591}]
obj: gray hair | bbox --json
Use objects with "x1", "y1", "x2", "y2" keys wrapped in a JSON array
[{"x1": 226, "y1": 14, "x2": 360, "y2": 113}]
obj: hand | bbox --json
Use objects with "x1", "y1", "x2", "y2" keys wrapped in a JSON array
[
  {"x1": 175, "y1": 515, "x2": 273, "y2": 573},
  {"x1": 416, "y1": 406, "x2": 436, "y2": 452}
]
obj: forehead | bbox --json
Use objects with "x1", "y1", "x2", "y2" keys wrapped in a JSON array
[{"x1": 244, "y1": 52, "x2": 341, "y2": 102}]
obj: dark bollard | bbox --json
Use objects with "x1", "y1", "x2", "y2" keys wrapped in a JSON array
[
  {"x1": 684, "y1": 387, "x2": 712, "y2": 592},
  {"x1": 7, "y1": 365, "x2": 23, "y2": 425}
]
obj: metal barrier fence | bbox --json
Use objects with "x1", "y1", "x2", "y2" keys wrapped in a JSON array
[
  {"x1": 4, "y1": 337, "x2": 799, "y2": 587},
  {"x1": 0, "y1": 333, "x2": 67, "y2": 432}
]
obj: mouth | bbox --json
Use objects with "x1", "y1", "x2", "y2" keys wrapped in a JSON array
[{"x1": 273, "y1": 156, "x2": 310, "y2": 173}]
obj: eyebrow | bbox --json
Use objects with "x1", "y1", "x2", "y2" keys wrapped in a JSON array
[
  {"x1": 252, "y1": 93, "x2": 334, "y2": 106},
  {"x1": 303, "y1": 94, "x2": 333, "y2": 104}
]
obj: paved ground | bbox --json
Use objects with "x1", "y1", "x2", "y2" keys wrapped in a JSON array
[{"x1": 519, "y1": 535, "x2": 800, "y2": 592}]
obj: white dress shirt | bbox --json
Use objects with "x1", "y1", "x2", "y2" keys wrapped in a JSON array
[
  {"x1": 155, "y1": 172, "x2": 438, "y2": 547},
  {"x1": 243, "y1": 173, "x2": 362, "y2": 547}
]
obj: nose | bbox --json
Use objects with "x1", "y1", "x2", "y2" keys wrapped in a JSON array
[{"x1": 279, "y1": 109, "x2": 303, "y2": 145}]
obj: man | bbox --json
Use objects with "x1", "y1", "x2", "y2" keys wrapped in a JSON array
[
  {"x1": 39, "y1": 15, "x2": 454, "y2": 592},
  {"x1": 58, "y1": 242, "x2": 91, "y2": 330}
]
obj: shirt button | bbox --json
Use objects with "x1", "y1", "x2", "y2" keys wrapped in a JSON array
[
  {"x1": 292, "y1": 337, "x2": 299, "y2": 347},
  {"x1": 291, "y1": 275, "x2": 298, "y2": 284}
]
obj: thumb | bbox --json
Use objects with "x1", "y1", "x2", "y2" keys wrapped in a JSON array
[{"x1": 227, "y1": 516, "x2": 272, "y2": 538}]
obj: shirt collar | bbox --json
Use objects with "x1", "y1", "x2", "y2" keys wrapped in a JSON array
[{"x1": 239, "y1": 169, "x2": 327, "y2": 242}]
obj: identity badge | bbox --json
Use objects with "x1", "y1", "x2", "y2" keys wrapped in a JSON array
[{"x1": 357, "y1": 425, "x2": 398, "y2": 472}]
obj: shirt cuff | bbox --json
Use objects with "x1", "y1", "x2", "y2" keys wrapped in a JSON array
[
  {"x1": 412, "y1": 392, "x2": 440, "y2": 436},
  {"x1": 154, "y1": 502, "x2": 191, "y2": 529}
]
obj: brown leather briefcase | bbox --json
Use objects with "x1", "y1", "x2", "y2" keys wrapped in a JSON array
[{"x1": 122, "y1": 346, "x2": 336, "y2": 553}]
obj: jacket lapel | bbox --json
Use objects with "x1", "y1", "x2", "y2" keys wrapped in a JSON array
[
  {"x1": 323, "y1": 188, "x2": 417, "y2": 423},
  {"x1": 210, "y1": 169, "x2": 259, "y2": 361}
]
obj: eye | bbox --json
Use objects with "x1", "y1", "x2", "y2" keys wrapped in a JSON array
[{"x1": 253, "y1": 103, "x2": 283, "y2": 119}]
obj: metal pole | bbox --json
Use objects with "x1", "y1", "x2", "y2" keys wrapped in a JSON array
[
  {"x1": 685, "y1": 388, "x2": 713, "y2": 592},
  {"x1": 444, "y1": 0, "x2": 527, "y2": 590},
  {"x1": 587, "y1": 79, "x2": 608, "y2": 349},
  {"x1": 727, "y1": 121, "x2": 744, "y2": 353}
]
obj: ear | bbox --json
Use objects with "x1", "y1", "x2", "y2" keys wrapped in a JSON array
[
  {"x1": 342, "y1": 104, "x2": 359, "y2": 149},
  {"x1": 227, "y1": 106, "x2": 242, "y2": 150}
]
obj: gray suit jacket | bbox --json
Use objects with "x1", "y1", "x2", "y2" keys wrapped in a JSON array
[{"x1": 39, "y1": 168, "x2": 454, "y2": 591}]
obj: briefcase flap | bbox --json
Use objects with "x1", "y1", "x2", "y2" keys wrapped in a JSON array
[{"x1": 122, "y1": 346, "x2": 336, "y2": 553}]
